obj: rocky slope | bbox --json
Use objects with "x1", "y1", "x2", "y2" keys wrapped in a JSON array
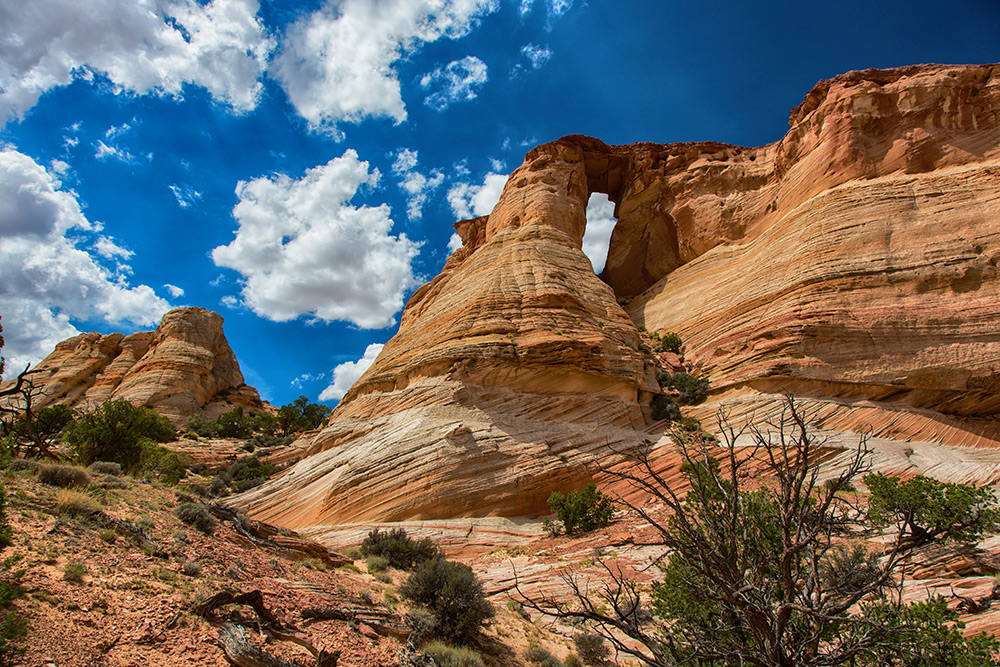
[
  {"x1": 238, "y1": 62, "x2": 1000, "y2": 527},
  {"x1": 1, "y1": 307, "x2": 263, "y2": 425}
]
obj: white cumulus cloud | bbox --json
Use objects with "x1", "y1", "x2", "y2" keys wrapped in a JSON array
[
  {"x1": 583, "y1": 192, "x2": 616, "y2": 273},
  {"x1": 319, "y1": 343, "x2": 384, "y2": 401},
  {"x1": 447, "y1": 171, "x2": 507, "y2": 219},
  {"x1": 272, "y1": 0, "x2": 499, "y2": 136},
  {"x1": 392, "y1": 149, "x2": 444, "y2": 220},
  {"x1": 164, "y1": 284, "x2": 185, "y2": 298},
  {"x1": 0, "y1": 0, "x2": 274, "y2": 124},
  {"x1": 211, "y1": 150, "x2": 422, "y2": 329},
  {"x1": 0, "y1": 148, "x2": 171, "y2": 377},
  {"x1": 421, "y1": 56, "x2": 489, "y2": 111}
]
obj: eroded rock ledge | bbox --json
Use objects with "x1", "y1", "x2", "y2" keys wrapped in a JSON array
[{"x1": 238, "y1": 62, "x2": 1000, "y2": 527}]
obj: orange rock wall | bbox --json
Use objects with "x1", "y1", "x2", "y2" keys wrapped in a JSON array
[
  {"x1": 4, "y1": 307, "x2": 263, "y2": 424},
  {"x1": 239, "y1": 63, "x2": 1000, "y2": 527}
]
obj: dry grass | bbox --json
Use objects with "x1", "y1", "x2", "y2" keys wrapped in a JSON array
[{"x1": 55, "y1": 489, "x2": 99, "y2": 516}]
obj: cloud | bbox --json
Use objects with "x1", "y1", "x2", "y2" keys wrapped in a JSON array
[
  {"x1": 447, "y1": 171, "x2": 508, "y2": 219},
  {"x1": 291, "y1": 372, "x2": 326, "y2": 390},
  {"x1": 0, "y1": 148, "x2": 170, "y2": 377},
  {"x1": 520, "y1": 44, "x2": 553, "y2": 69},
  {"x1": 220, "y1": 295, "x2": 239, "y2": 308},
  {"x1": 319, "y1": 343, "x2": 384, "y2": 401},
  {"x1": 518, "y1": 0, "x2": 574, "y2": 20},
  {"x1": 582, "y1": 192, "x2": 616, "y2": 273},
  {"x1": 164, "y1": 284, "x2": 185, "y2": 298},
  {"x1": 272, "y1": 0, "x2": 499, "y2": 136},
  {"x1": 392, "y1": 149, "x2": 444, "y2": 220},
  {"x1": 421, "y1": 56, "x2": 489, "y2": 111},
  {"x1": 0, "y1": 0, "x2": 274, "y2": 124},
  {"x1": 211, "y1": 150, "x2": 422, "y2": 329},
  {"x1": 447, "y1": 233, "x2": 464, "y2": 253},
  {"x1": 169, "y1": 184, "x2": 203, "y2": 208}
]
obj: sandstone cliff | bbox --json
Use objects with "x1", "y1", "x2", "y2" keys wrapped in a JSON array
[
  {"x1": 238, "y1": 62, "x2": 1000, "y2": 527},
  {"x1": 2, "y1": 307, "x2": 263, "y2": 424}
]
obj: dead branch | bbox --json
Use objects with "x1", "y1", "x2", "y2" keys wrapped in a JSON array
[{"x1": 951, "y1": 582, "x2": 1000, "y2": 615}]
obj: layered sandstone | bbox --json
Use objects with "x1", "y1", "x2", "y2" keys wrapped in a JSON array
[
  {"x1": 239, "y1": 62, "x2": 1000, "y2": 527},
  {"x1": 2, "y1": 307, "x2": 263, "y2": 424}
]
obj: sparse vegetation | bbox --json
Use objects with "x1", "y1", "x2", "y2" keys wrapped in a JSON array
[
  {"x1": 54, "y1": 489, "x2": 99, "y2": 516},
  {"x1": 524, "y1": 645, "x2": 561, "y2": 667},
  {"x1": 421, "y1": 641, "x2": 486, "y2": 667},
  {"x1": 400, "y1": 555, "x2": 495, "y2": 644},
  {"x1": 38, "y1": 464, "x2": 90, "y2": 488},
  {"x1": 573, "y1": 634, "x2": 610, "y2": 666},
  {"x1": 653, "y1": 331, "x2": 684, "y2": 354},
  {"x1": 366, "y1": 555, "x2": 390, "y2": 573},
  {"x1": 62, "y1": 562, "x2": 86, "y2": 582},
  {"x1": 360, "y1": 527, "x2": 439, "y2": 570},
  {"x1": 87, "y1": 461, "x2": 122, "y2": 476},
  {"x1": 546, "y1": 484, "x2": 614, "y2": 535},
  {"x1": 175, "y1": 502, "x2": 217, "y2": 534},
  {"x1": 0, "y1": 484, "x2": 25, "y2": 665},
  {"x1": 181, "y1": 560, "x2": 201, "y2": 577}
]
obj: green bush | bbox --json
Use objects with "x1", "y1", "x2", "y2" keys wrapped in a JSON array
[
  {"x1": 138, "y1": 440, "x2": 186, "y2": 484},
  {"x1": 38, "y1": 465, "x2": 91, "y2": 488},
  {"x1": 657, "y1": 372, "x2": 709, "y2": 405},
  {"x1": 175, "y1": 503, "x2": 217, "y2": 534},
  {"x1": 573, "y1": 634, "x2": 610, "y2": 666},
  {"x1": 400, "y1": 556, "x2": 495, "y2": 644},
  {"x1": 65, "y1": 400, "x2": 175, "y2": 471},
  {"x1": 422, "y1": 641, "x2": 485, "y2": 667},
  {"x1": 547, "y1": 484, "x2": 614, "y2": 535},
  {"x1": 186, "y1": 414, "x2": 219, "y2": 438},
  {"x1": 651, "y1": 394, "x2": 681, "y2": 422},
  {"x1": 63, "y1": 562, "x2": 87, "y2": 582},
  {"x1": 656, "y1": 331, "x2": 684, "y2": 354},
  {"x1": 7, "y1": 460, "x2": 40, "y2": 475},
  {"x1": 360, "y1": 528, "x2": 439, "y2": 570},
  {"x1": 226, "y1": 455, "x2": 276, "y2": 492},
  {"x1": 563, "y1": 655, "x2": 583, "y2": 667}
]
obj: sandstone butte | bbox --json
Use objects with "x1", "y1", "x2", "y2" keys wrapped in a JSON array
[
  {"x1": 0, "y1": 307, "x2": 263, "y2": 425},
  {"x1": 233, "y1": 62, "x2": 1000, "y2": 530}
]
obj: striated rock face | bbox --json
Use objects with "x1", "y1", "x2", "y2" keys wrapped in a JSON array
[
  {"x1": 239, "y1": 62, "x2": 1000, "y2": 528},
  {"x1": 3, "y1": 307, "x2": 263, "y2": 424}
]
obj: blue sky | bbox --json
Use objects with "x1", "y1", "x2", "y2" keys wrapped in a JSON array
[{"x1": 1, "y1": 0, "x2": 998, "y2": 407}]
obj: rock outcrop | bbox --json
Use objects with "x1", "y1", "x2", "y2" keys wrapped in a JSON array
[
  {"x1": 2, "y1": 307, "x2": 263, "y2": 424},
  {"x1": 239, "y1": 62, "x2": 1000, "y2": 528}
]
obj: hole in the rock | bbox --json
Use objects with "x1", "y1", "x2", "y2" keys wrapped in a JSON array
[{"x1": 583, "y1": 192, "x2": 617, "y2": 274}]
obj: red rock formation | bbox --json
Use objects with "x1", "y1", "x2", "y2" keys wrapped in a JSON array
[
  {"x1": 239, "y1": 62, "x2": 1000, "y2": 528},
  {"x1": 2, "y1": 307, "x2": 263, "y2": 424}
]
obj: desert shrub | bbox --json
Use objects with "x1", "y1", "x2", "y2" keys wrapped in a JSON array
[
  {"x1": 7, "y1": 460, "x2": 40, "y2": 475},
  {"x1": 97, "y1": 475, "x2": 129, "y2": 490},
  {"x1": 136, "y1": 440, "x2": 186, "y2": 484},
  {"x1": 366, "y1": 555, "x2": 390, "y2": 573},
  {"x1": 38, "y1": 465, "x2": 91, "y2": 488},
  {"x1": 400, "y1": 556, "x2": 495, "y2": 644},
  {"x1": 524, "y1": 646, "x2": 562, "y2": 667},
  {"x1": 65, "y1": 400, "x2": 175, "y2": 471},
  {"x1": 186, "y1": 414, "x2": 219, "y2": 438},
  {"x1": 173, "y1": 530, "x2": 190, "y2": 544},
  {"x1": 213, "y1": 408, "x2": 259, "y2": 439},
  {"x1": 573, "y1": 634, "x2": 610, "y2": 666},
  {"x1": 63, "y1": 562, "x2": 87, "y2": 582},
  {"x1": 54, "y1": 489, "x2": 98, "y2": 516},
  {"x1": 88, "y1": 461, "x2": 122, "y2": 476},
  {"x1": 547, "y1": 484, "x2": 614, "y2": 535},
  {"x1": 98, "y1": 528, "x2": 117, "y2": 544},
  {"x1": 422, "y1": 641, "x2": 486, "y2": 667},
  {"x1": 180, "y1": 431, "x2": 199, "y2": 441},
  {"x1": 226, "y1": 455, "x2": 276, "y2": 492},
  {"x1": 175, "y1": 503, "x2": 217, "y2": 534},
  {"x1": 342, "y1": 547, "x2": 362, "y2": 560},
  {"x1": 361, "y1": 528, "x2": 439, "y2": 570},
  {"x1": 181, "y1": 560, "x2": 201, "y2": 577},
  {"x1": 563, "y1": 654, "x2": 583, "y2": 667},
  {"x1": 657, "y1": 372, "x2": 709, "y2": 405},
  {"x1": 650, "y1": 394, "x2": 681, "y2": 422},
  {"x1": 677, "y1": 416, "x2": 701, "y2": 432},
  {"x1": 655, "y1": 331, "x2": 684, "y2": 354}
]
